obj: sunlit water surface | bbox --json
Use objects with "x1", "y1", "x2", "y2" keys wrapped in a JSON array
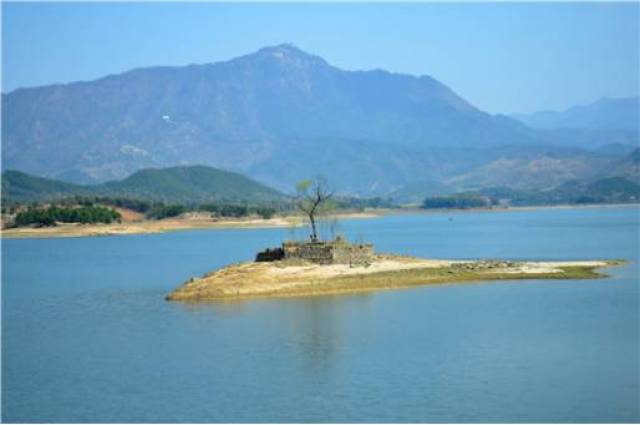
[{"x1": 2, "y1": 206, "x2": 639, "y2": 422}]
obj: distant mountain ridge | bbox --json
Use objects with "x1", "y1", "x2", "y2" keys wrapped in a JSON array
[
  {"x1": 511, "y1": 96, "x2": 639, "y2": 132},
  {"x1": 391, "y1": 148, "x2": 640, "y2": 203},
  {"x1": 3, "y1": 43, "x2": 638, "y2": 195},
  {"x1": 2, "y1": 165, "x2": 286, "y2": 204},
  {"x1": 0, "y1": 44, "x2": 543, "y2": 188}
]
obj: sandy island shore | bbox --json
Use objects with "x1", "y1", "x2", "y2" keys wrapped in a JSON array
[{"x1": 166, "y1": 254, "x2": 621, "y2": 302}]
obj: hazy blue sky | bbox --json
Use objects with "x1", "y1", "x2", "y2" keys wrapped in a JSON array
[{"x1": 2, "y1": 2, "x2": 638, "y2": 114}]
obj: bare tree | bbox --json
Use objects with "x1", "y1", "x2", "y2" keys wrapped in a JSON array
[{"x1": 295, "y1": 178, "x2": 334, "y2": 242}]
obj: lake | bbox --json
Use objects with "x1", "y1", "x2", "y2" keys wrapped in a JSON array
[{"x1": 2, "y1": 206, "x2": 639, "y2": 422}]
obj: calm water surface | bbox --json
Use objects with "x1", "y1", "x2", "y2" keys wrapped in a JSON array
[{"x1": 2, "y1": 206, "x2": 639, "y2": 422}]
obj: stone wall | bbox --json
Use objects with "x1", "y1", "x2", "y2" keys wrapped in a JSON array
[
  {"x1": 331, "y1": 242, "x2": 374, "y2": 265},
  {"x1": 281, "y1": 240, "x2": 374, "y2": 266},
  {"x1": 256, "y1": 238, "x2": 374, "y2": 266},
  {"x1": 282, "y1": 241, "x2": 335, "y2": 264},
  {"x1": 256, "y1": 240, "x2": 374, "y2": 265}
]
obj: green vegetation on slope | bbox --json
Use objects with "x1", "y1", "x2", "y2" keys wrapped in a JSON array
[
  {"x1": 100, "y1": 166, "x2": 285, "y2": 204},
  {"x1": 1, "y1": 169, "x2": 400, "y2": 228},
  {"x1": 1, "y1": 171, "x2": 92, "y2": 202},
  {"x1": 1, "y1": 165, "x2": 286, "y2": 205}
]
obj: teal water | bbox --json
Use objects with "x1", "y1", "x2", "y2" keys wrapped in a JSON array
[{"x1": 2, "y1": 206, "x2": 639, "y2": 423}]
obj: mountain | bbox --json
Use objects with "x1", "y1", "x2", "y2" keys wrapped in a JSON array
[
  {"x1": 443, "y1": 153, "x2": 613, "y2": 191},
  {"x1": 3, "y1": 44, "x2": 637, "y2": 195},
  {"x1": 592, "y1": 143, "x2": 638, "y2": 157},
  {"x1": 387, "y1": 179, "x2": 453, "y2": 204},
  {"x1": 606, "y1": 148, "x2": 640, "y2": 184},
  {"x1": 2, "y1": 43, "x2": 547, "y2": 193},
  {"x1": 1, "y1": 165, "x2": 286, "y2": 204},
  {"x1": 511, "y1": 97, "x2": 639, "y2": 132},
  {"x1": 1, "y1": 171, "x2": 93, "y2": 202},
  {"x1": 391, "y1": 148, "x2": 640, "y2": 201},
  {"x1": 472, "y1": 176, "x2": 640, "y2": 206}
]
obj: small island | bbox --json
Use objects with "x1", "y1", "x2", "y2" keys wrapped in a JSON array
[
  {"x1": 166, "y1": 236, "x2": 620, "y2": 301},
  {"x1": 167, "y1": 178, "x2": 621, "y2": 302}
]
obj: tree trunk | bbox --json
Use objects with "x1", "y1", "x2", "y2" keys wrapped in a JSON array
[{"x1": 309, "y1": 213, "x2": 318, "y2": 242}]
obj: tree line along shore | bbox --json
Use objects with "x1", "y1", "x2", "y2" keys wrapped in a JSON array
[
  {"x1": 1, "y1": 196, "x2": 639, "y2": 239},
  {"x1": 0, "y1": 194, "x2": 393, "y2": 229},
  {"x1": 2, "y1": 161, "x2": 638, "y2": 233}
]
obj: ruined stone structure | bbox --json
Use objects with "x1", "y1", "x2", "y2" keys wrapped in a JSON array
[
  {"x1": 255, "y1": 247, "x2": 285, "y2": 262},
  {"x1": 255, "y1": 238, "x2": 374, "y2": 266}
]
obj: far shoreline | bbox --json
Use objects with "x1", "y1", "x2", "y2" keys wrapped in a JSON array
[
  {"x1": 1, "y1": 203, "x2": 637, "y2": 240},
  {"x1": 396, "y1": 202, "x2": 640, "y2": 215}
]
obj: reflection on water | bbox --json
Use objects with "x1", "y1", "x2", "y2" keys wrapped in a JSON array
[
  {"x1": 178, "y1": 293, "x2": 375, "y2": 376},
  {"x1": 287, "y1": 295, "x2": 373, "y2": 374},
  {"x1": 2, "y1": 206, "x2": 639, "y2": 422}
]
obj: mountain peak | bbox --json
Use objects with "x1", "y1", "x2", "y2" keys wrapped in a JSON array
[
  {"x1": 257, "y1": 43, "x2": 306, "y2": 56},
  {"x1": 245, "y1": 43, "x2": 328, "y2": 67}
]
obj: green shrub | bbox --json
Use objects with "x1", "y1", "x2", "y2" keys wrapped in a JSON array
[
  {"x1": 13, "y1": 205, "x2": 121, "y2": 227},
  {"x1": 255, "y1": 207, "x2": 276, "y2": 219},
  {"x1": 146, "y1": 204, "x2": 187, "y2": 220}
]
